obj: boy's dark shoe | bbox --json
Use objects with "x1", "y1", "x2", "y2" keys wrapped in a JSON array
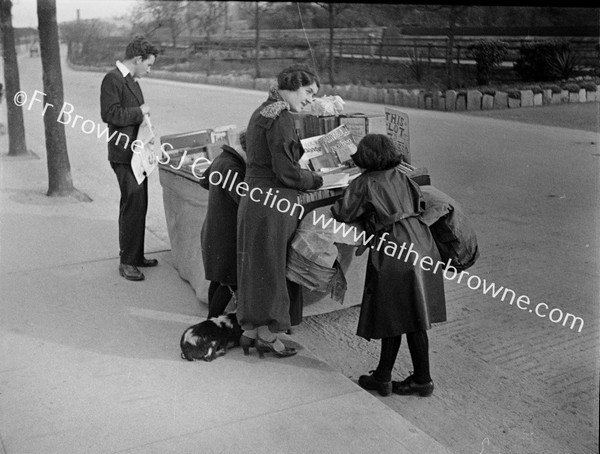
[
  {"x1": 138, "y1": 257, "x2": 158, "y2": 267},
  {"x1": 119, "y1": 264, "x2": 145, "y2": 281}
]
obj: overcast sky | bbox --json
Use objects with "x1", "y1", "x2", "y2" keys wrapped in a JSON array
[{"x1": 11, "y1": 0, "x2": 139, "y2": 28}]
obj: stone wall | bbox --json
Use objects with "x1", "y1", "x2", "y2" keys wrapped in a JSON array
[
  {"x1": 71, "y1": 62, "x2": 600, "y2": 111},
  {"x1": 148, "y1": 69, "x2": 600, "y2": 111},
  {"x1": 319, "y1": 84, "x2": 600, "y2": 111}
]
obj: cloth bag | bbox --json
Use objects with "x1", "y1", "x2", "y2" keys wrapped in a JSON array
[{"x1": 420, "y1": 185, "x2": 480, "y2": 271}]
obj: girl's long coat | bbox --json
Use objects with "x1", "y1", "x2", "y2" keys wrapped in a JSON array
[
  {"x1": 237, "y1": 93, "x2": 321, "y2": 332},
  {"x1": 332, "y1": 168, "x2": 447, "y2": 339},
  {"x1": 200, "y1": 145, "x2": 246, "y2": 286}
]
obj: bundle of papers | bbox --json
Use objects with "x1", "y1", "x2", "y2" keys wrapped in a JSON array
[{"x1": 316, "y1": 166, "x2": 361, "y2": 190}]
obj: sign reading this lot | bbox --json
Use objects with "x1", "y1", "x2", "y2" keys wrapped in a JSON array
[{"x1": 384, "y1": 107, "x2": 410, "y2": 163}]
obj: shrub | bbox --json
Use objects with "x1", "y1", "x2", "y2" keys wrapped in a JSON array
[
  {"x1": 403, "y1": 48, "x2": 426, "y2": 83},
  {"x1": 507, "y1": 89, "x2": 521, "y2": 99},
  {"x1": 513, "y1": 39, "x2": 572, "y2": 82},
  {"x1": 582, "y1": 82, "x2": 597, "y2": 91},
  {"x1": 547, "y1": 48, "x2": 582, "y2": 80},
  {"x1": 480, "y1": 86, "x2": 497, "y2": 96},
  {"x1": 524, "y1": 85, "x2": 543, "y2": 94},
  {"x1": 542, "y1": 84, "x2": 563, "y2": 94},
  {"x1": 467, "y1": 40, "x2": 508, "y2": 85},
  {"x1": 562, "y1": 82, "x2": 581, "y2": 93},
  {"x1": 467, "y1": 40, "x2": 509, "y2": 86}
]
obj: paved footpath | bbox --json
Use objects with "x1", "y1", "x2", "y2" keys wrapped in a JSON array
[
  {"x1": 0, "y1": 183, "x2": 449, "y2": 454},
  {"x1": 1, "y1": 50, "x2": 599, "y2": 454},
  {"x1": 0, "y1": 122, "x2": 449, "y2": 453},
  {"x1": 0, "y1": 53, "x2": 452, "y2": 454}
]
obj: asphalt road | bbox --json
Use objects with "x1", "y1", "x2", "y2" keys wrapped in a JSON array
[
  {"x1": 459, "y1": 101, "x2": 599, "y2": 133},
  {"x1": 4, "y1": 51, "x2": 599, "y2": 454}
]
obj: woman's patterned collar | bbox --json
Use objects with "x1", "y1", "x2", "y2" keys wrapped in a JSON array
[{"x1": 260, "y1": 86, "x2": 290, "y2": 119}]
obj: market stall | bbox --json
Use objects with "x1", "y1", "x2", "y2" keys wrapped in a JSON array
[
  {"x1": 157, "y1": 121, "x2": 365, "y2": 315},
  {"x1": 158, "y1": 110, "x2": 429, "y2": 316}
]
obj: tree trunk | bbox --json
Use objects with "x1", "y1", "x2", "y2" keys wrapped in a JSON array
[
  {"x1": 37, "y1": 0, "x2": 74, "y2": 196},
  {"x1": 254, "y1": 1, "x2": 261, "y2": 78},
  {"x1": 445, "y1": 7, "x2": 458, "y2": 89},
  {"x1": 170, "y1": 20, "x2": 177, "y2": 49},
  {"x1": 0, "y1": 0, "x2": 28, "y2": 156},
  {"x1": 328, "y1": 4, "x2": 335, "y2": 86},
  {"x1": 205, "y1": 31, "x2": 212, "y2": 76}
]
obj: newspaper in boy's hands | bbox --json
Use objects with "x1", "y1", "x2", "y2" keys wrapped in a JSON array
[{"x1": 132, "y1": 115, "x2": 158, "y2": 185}]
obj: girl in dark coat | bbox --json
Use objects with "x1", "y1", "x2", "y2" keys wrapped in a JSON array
[
  {"x1": 331, "y1": 134, "x2": 446, "y2": 396},
  {"x1": 237, "y1": 66, "x2": 323, "y2": 358},
  {"x1": 200, "y1": 133, "x2": 247, "y2": 319}
]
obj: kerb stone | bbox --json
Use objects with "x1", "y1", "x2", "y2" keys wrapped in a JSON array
[{"x1": 467, "y1": 90, "x2": 482, "y2": 110}]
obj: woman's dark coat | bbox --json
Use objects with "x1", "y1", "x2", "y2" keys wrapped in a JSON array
[
  {"x1": 200, "y1": 145, "x2": 246, "y2": 286},
  {"x1": 237, "y1": 93, "x2": 321, "y2": 333},
  {"x1": 331, "y1": 168, "x2": 446, "y2": 339}
]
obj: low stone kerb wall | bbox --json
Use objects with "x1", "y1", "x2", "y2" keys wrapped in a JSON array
[
  {"x1": 70, "y1": 62, "x2": 600, "y2": 112},
  {"x1": 147, "y1": 69, "x2": 600, "y2": 111}
]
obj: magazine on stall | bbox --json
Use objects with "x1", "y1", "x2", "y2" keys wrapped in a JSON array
[
  {"x1": 319, "y1": 124, "x2": 357, "y2": 165},
  {"x1": 299, "y1": 124, "x2": 357, "y2": 171},
  {"x1": 299, "y1": 134, "x2": 325, "y2": 169}
]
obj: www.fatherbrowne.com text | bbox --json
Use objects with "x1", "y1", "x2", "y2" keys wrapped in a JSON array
[
  {"x1": 16, "y1": 89, "x2": 584, "y2": 333},
  {"x1": 202, "y1": 167, "x2": 585, "y2": 334}
]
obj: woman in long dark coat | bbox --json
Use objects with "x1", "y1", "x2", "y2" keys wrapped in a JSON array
[
  {"x1": 331, "y1": 134, "x2": 446, "y2": 396},
  {"x1": 200, "y1": 134, "x2": 247, "y2": 318},
  {"x1": 237, "y1": 66, "x2": 323, "y2": 358}
]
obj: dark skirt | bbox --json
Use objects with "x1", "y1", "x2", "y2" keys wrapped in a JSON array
[{"x1": 237, "y1": 183, "x2": 303, "y2": 332}]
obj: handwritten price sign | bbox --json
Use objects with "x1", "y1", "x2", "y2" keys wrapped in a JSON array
[{"x1": 384, "y1": 107, "x2": 410, "y2": 163}]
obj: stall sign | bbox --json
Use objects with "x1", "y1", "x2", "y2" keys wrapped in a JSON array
[{"x1": 384, "y1": 107, "x2": 410, "y2": 164}]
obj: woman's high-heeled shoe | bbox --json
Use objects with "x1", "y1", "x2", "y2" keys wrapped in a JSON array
[
  {"x1": 240, "y1": 334, "x2": 256, "y2": 356},
  {"x1": 255, "y1": 336, "x2": 297, "y2": 359}
]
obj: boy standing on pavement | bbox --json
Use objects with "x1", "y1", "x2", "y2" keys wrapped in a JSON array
[{"x1": 100, "y1": 36, "x2": 159, "y2": 281}]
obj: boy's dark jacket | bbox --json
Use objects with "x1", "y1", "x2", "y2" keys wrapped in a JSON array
[{"x1": 100, "y1": 68, "x2": 145, "y2": 164}]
